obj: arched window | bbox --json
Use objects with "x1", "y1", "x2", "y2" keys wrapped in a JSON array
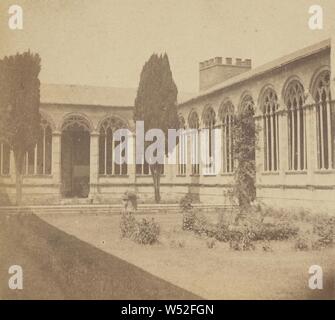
[
  {"x1": 0, "y1": 142, "x2": 10, "y2": 175},
  {"x1": 312, "y1": 70, "x2": 334, "y2": 169},
  {"x1": 203, "y1": 107, "x2": 216, "y2": 175},
  {"x1": 177, "y1": 116, "x2": 187, "y2": 175},
  {"x1": 285, "y1": 81, "x2": 306, "y2": 171},
  {"x1": 99, "y1": 117, "x2": 128, "y2": 175},
  {"x1": 188, "y1": 111, "x2": 200, "y2": 175},
  {"x1": 24, "y1": 117, "x2": 52, "y2": 175},
  {"x1": 261, "y1": 88, "x2": 279, "y2": 171},
  {"x1": 219, "y1": 100, "x2": 234, "y2": 173}
]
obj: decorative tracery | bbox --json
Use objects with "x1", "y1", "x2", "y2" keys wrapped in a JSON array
[
  {"x1": 312, "y1": 70, "x2": 334, "y2": 169},
  {"x1": 62, "y1": 115, "x2": 91, "y2": 132},
  {"x1": 99, "y1": 117, "x2": 128, "y2": 175},
  {"x1": 219, "y1": 100, "x2": 234, "y2": 173},
  {"x1": 262, "y1": 88, "x2": 279, "y2": 171},
  {"x1": 285, "y1": 81, "x2": 306, "y2": 171}
]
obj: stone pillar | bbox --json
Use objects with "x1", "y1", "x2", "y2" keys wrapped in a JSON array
[
  {"x1": 9, "y1": 150, "x2": 15, "y2": 181},
  {"x1": 52, "y1": 131, "x2": 62, "y2": 199},
  {"x1": 277, "y1": 106, "x2": 287, "y2": 179},
  {"x1": 89, "y1": 131, "x2": 100, "y2": 202},
  {"x1": 304, "y1": 92, "x2": 317, "y2": 184},
  {"x1": 254, "y1": 113, "x2": 263, "y2": 185},
  {"x1": 127, "y1": 131, "x2": 136, "y2": 188},
  {"x1": 185, "y1": 133, "x2": 191, "y2": 176}
]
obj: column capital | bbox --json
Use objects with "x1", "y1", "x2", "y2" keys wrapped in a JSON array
[
  {"x1": 90, "y1": 131, "x2": 100, "y2": 137},
  {"x1": 52, "y1": 131, "x2": 62, "y2": 137}
]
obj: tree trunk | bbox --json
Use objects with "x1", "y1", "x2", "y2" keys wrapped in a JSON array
[
  {"x1": 14, "y1": 151, "x2": 24, "y2": 206},
  {"x1": 150, "y1": 164, "x2": 161, "y2": 203}
]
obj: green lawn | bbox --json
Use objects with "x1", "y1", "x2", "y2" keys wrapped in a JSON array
[
  {"x1": 0, "y1": 213, "x2": 200, "y2": 299},
  {"x1": 41, "y1": 211, "x2": 335, "y2": 300}
]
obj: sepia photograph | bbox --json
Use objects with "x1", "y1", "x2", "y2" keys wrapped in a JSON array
[{"x1": 0, "y1": 0, "x2": 334, "y2": 305}]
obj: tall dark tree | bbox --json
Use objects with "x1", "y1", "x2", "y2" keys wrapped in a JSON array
[
  {"x1": 134, "y1": 53, "x2": 179, "y2": 203},
  {"x1": 0, "y1": 51, "x2": 41, "y2": 205}
]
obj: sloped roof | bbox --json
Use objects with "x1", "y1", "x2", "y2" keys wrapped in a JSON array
[
  {"x1": 40, "y1": 83, "x2": 195, "y2": 107},
  {"x1": 179, "y1": 38, "x2": 331, "y2": 105}
]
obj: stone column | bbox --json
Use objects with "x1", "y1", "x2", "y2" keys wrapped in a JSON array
[
  {"x1": 89, "y1": 131, "x2": 100, "y2": 202},
  {"x1": 127, "y1": 131, "x2": 136, "y2": 188},
  {"x1": 52, "y1": 131, "x2": 62, "y2": 199},
  {"x1": 254, "y1": 113, "x2": 263, "y2": 186}
]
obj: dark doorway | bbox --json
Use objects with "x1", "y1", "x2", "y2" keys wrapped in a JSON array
[{"x1": 61, "y1": 130, "x2": 90, "y2": 198}]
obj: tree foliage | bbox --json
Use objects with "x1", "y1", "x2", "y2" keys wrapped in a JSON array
[
  {"x1": 134, "y1": 53, "x2": 179, "y2": 203},
  {"x1": 231, "y1": 106, "x2": 258, "y2": 210},
  {"x1": 0, "y1": 51, "x2": 41, "y2": 205}
]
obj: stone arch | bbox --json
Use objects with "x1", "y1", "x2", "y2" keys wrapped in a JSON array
[
  {"x1": 257, "y1": 84, "x2": 277, "y2": 110},
  {"x1": 238, "y1": 91, "x2": 254, "y2": 115},
  {"x1": 283, "y1": 79, "x2": 305, "y2": 109},
  {"x1": 188, "y1": 109, "x2": 200, "y2": 129},
  {"x1": 60, "y1": 112, "x2": 93, "y2": 132},
  {"x1": 309, "y1": 66, "x2": 331, "y2": 100},
  {"x1": 201, "y1": 105, "x2": 216, "y2": 127},
  {"x1": 281, "y1": 75, "x2": 305, "y2": 103},
  {"x1": 97, "y1": 115, "x2": 129, "y2": 133},
  {"x1": 258, "y1": 86, "x2": 279, "y2": 114},
  {"x1": 97, "y1": 114, "x2": 129, "y2": 133},
  {"x1": 218, "y1": 98, "x2": 234, "y2": 122}
]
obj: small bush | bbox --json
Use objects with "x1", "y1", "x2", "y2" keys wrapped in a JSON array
[
  {"x1": 313, "y1": 217, "x2": 334, "y2": 248},
  {"x1": 294, "y1": 235, "x2": 310, "y2": 251},
  {"x1": 120, "y1": 214, "x2": 160, "y2": 245},
  {"x1": 229, "y1": 226, "x2": 255, "y2": 251},
  {"x1": 206, "y1": 238, "x2": 216, "y2": 249},
  {"x1": 120, "y1": 213, "x2": 137, "y2": 239},
  {"x1": 182, "y1": 210, "x2": 197, "y2": 231},
  {"x1": 133, "y1": 218, "x2": 160, "y2": 245},
  {"x1": 192, "y1": 213, "x2": 209, "y2": 236}
]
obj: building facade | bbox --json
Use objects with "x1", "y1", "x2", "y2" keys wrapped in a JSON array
[{"x1": 0, "y1": 39, "x2": 334, "y2": 211}]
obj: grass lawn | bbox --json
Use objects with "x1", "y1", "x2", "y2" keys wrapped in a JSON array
[
  {"x1": 40, "y1": 211, "x2": 335, "y2": 300},
  {"x1": 0, "y1": 213, "x2": 200, "y2": 299}
]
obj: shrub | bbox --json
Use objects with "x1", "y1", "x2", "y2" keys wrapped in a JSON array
[
  {"x1": 132, "y1": 218, "x2": 160, "y2": 245},
  {"x1": 294, "y1": 235, "x2": 310, "y2": 251},
  {"x1": 120, "y1": 213, "x2": 160, "y2": 245},
  {"x1": 182, "y1": 210, "x2": 197, "y2": 231},
  {"x1": 120, "y1": 213, "x2": 137, "y2": 239},
  {"x1": 313, "y1": 217, "x2": 334, "y2": 248},
  {"x1": 229, "y1": 226, "x2": 255, "y2": 251},
  {"x1": 192, "y1": 213, "x2": 210, "y2": 236},
  {"x1": 252, "y1": 221, "x2": 299, "y2": 241}
]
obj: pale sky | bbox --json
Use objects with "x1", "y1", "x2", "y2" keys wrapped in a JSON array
[{"x1": 0, "y1": 0, "x2": 334, "y2": 93}]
